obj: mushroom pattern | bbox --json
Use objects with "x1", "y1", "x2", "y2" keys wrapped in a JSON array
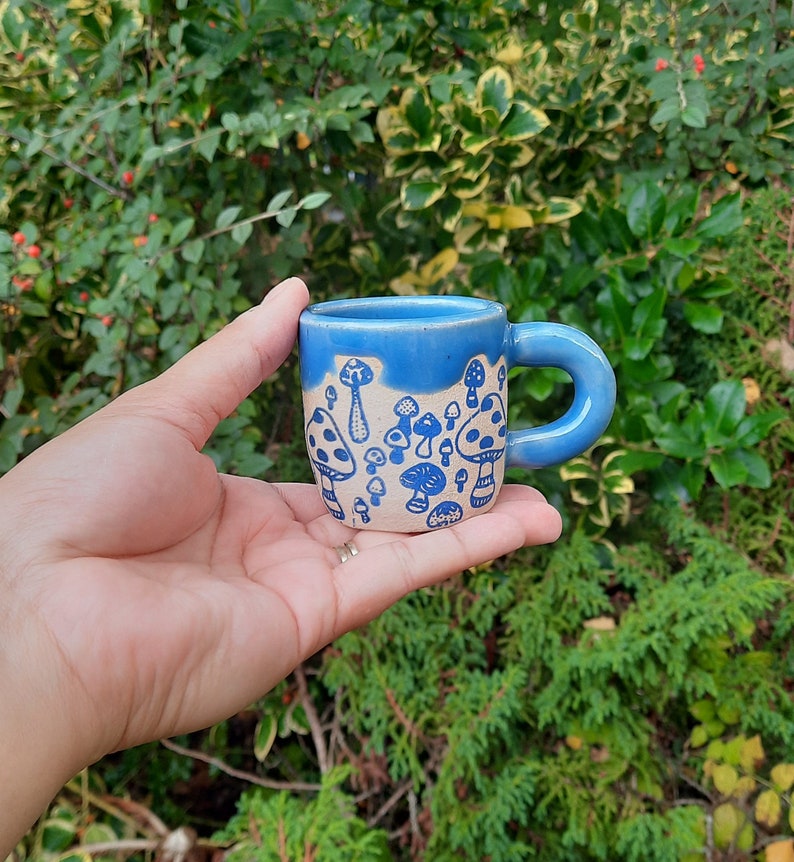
[
  {"x1": 443, "y1": 400, "x2": 461, "y2": 431},
  {"x1": 455, "y1": 391, "x2": 507, "y2": 509},
  {"x1": 426, "y1": 500, "x2": 464, "y2": 529},
  {"x1": 412, "y1": 411, "x2": 442, "y2": 459},
  {"x1": 463, "y1": 359, "x2": 486, "y2": 408},
  {"x1": 366, "y1": 476, "x2": 386, "y2": 506},
  {"x1": 439, "y1": 438, "x2": 453, "y2": 467},
  {"x1": 305, "y1": 407, "x2": 356, "y2": 520},
  {"x1": 339, "y1": 358, "x2": 374, "y2": 444},
  {"x1": 384, "y1": 426, "x2": 410, "y2": 464},
  {"x1": 364, "y1": 447, "x2": 387, "y2": 474},
  {"x1": 393, "y1": 396, "x2": 419, "y2": 439},
  {"x1": 353, "y1": 497, "x2": 371, "y2": 524},
  {"x1": 497, "y1": 365, "x2": 506, "y2": 391},
  {"x1": 325, "y1": 385, "x2": 338, "y2": 410},
  {"x1": 455, "y1": 468, "x2": 468, "y2": 493},
  {"x1": 399, "y1": 463, "x2": 447, "y2": 514}
]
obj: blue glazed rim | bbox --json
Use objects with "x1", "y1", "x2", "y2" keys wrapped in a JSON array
[{"x1": 301, "y1": 295, "x2": 504, "y2": 326}]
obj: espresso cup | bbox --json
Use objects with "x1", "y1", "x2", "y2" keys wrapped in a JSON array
[{"x1": 299, "y1": 295, "x2": 615, "y2": 532}]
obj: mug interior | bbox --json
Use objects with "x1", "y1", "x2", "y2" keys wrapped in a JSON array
[{"x1": 305, "y1": 295, "x2": 500, "y2": 325}]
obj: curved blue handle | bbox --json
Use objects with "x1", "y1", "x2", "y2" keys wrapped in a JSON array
[{"x1": 505, "y1": 322, "x2": 616, "y2": 469}]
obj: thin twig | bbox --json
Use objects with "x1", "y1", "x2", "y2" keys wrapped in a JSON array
[
  {"x1": 159, "y1": 737, "x2": 322, "y2": 792},
  {"x1": 295, "y1": 663, "x2": 330, "y2": 774}
]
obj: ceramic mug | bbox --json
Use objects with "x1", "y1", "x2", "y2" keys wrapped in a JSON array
[{"x1": 299, "y1": 295, "x2": 616, "y2": 532}]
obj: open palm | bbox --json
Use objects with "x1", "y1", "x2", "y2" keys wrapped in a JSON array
[{"x1": 0, "y1": 277, "x2": 562, "y2": 777}]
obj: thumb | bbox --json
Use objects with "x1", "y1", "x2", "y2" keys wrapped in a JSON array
[{"x1": 117, "y1": 277, "x2": 310, "y2": 448}]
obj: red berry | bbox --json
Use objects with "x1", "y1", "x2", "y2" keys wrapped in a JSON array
[
  {"x1": 655, "y1": 58, "x2": 669, "y2": 72},
  {"x1": 79, "y1": 291, "x2": 90, "y2": 302},
  {"x1": 208, "y1": 20, "x2": 216, "y2": 28},
  {"x1": 101, "y1": 315, "x2": 113, "y2": 326},
  {"x1": 122, "y1": 170, "x2": 134, "y2": 185},
  {"x1": 12, "y1": 231, "x2": 26, "y2": 245},
  {"x1": 27, "y1": 244, "x2": 42, "y2": 258},
  {"x1": 12, "y1": 275, "x2": 33, "y2": 291},
  {"x1": 132, "y1": 235, "x2": 148, "y2": 248},
  {"x1": 64, "y1": 197, "x2": 74, "y2": 209},
  {"x1": 148, "y1": 213, "x2": 159, "y2": 223},
  {"x1": 15, "y1": 52, "x2": 24, "y2": 62}
]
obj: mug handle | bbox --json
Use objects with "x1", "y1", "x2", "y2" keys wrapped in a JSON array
[{"x1": 505, "y1": 322, "x2": 616, "y2": 469}]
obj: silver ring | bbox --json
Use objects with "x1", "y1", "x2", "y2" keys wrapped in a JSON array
[{"x1": 334, "y1": 541, "x2": 359, "y2": 564}]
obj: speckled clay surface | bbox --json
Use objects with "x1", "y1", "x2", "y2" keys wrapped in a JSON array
[
  {"x1": 299, "y1": 296, "x2": 616, "y2": 532},
  {"x1": 302, "y1": 352, "x2": 508, "y2": 532}
]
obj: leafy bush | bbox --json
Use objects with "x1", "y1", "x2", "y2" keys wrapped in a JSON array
[{"x1": 3, "y1": 1, "x2": 793, "y2": 860}]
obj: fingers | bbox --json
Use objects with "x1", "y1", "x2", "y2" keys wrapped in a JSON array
[
  {"x1": 117, "y1": 277, "x2": 310, "y2": 449},
  {"x1": 329, "y1": 486, "x2": 562, "y2": 634}
]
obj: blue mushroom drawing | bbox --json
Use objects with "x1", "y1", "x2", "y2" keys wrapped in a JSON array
[
  {"x1": 353, "y1": 497, "x2": 371, "y2": 524},
  {"x1": 427, "y1": 500, "x2": 464, "y2": 530},
  {"x1": 413, "y1": 412, "x2": 442, "y2": 459},
  {"x1": 325, "y1": 385, "x2": 338, "y2": 410},
  {"x1": 305, "y1": 407, "x2": 356, "y2": 520},
  {"x1": 399, "y1": 462, "x2": 446, "y2": 514},
  {"x1": 455, "y1": 392, "x2": 507, "y2": 509},
  {"x1": 366, "y1": 476, "x2": 386, "y2": 506},
  {"x1": 393, "y1": 395, "x2": 419, "y2": 439},
  {"x1": 464, "y1": 359, "x2": 486, "y2": 408},
  {"x1": 364, "y1": 447, "x2": 387, "y2": 474},
  {"x1": 339, "y1": 358, "x2": 374, "y2": 443}
]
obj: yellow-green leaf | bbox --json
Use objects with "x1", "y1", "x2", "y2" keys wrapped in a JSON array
[
  {"x1": 712, "y1": 763, "x2": 739, "y2": 796},
  {"x1": 499, "y1": 205, "x2": 535, "y2": 230},
  {"x1": 771, "y1": 763, "x2": 794, "y2": 791},
  {"x1": 740, "y1": 734, "x2": 765, "y2": 773},
  {"x1": 756, "y1": 788, "x2": 782, "y2": 828},
  {"x1": 732, "y1": 775, "x2": 757, "y2": 798},
  {"x1": 713, "y1": 802, "x2": 745, "y2": 849},
  {"x1": 419, "y1": 248, "x2": 459, "y2": 285},
  {"x1": 401, "y1": 178, "x2": 446, "y2": 210},
  {"x1": 500, "y1": 101, "x2": 550, "y2": 141},
  {"x1": 495, "y1": 38, "x2": 523, "y2": 65},
  {"x1": 254, "y1": 714, "x2": 278, "y2": 762},
  {"x1": 689, "y1": 725, "x2": 709, "y2": 748}
]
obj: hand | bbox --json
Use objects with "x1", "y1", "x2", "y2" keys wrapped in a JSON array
[{"x1": 0, "y1": 277, "x2": 561, "y2": 852}]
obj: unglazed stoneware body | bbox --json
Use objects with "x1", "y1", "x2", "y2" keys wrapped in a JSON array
[{"x1": 299, "y1": 296, "x2": 616, "y2": 532}]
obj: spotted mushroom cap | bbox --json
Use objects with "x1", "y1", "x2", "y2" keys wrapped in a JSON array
[{"x1": 394, "y1": 396, "x2": 419, "y2": 417}]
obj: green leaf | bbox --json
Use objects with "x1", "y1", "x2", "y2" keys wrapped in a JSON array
[
  {"x1": 254, "y1": 714, "x2": 278, "y2": 762},
  {"x1": 215, "y1": 206, "x2": 242, "y2": 230},
  {"x1": 403, "y1": 88, "x2": 433, "y2": 137},
  {"x1": 231, "y1": 221, "x2": 253, "y2": 245},
  {"x1": 695, "y1": 193, "x2": 743, "y2": 239},
  {"x1": 298, "y1": 191, "x2": 331, "y2": 210},
  {"x1": 733, "y1": 448, "x2": 772, "y2": 489},
  {"x1": 499, "y1": 101, "x2": 549, "y2": 141},
  {"x1": 170, "y1": 217, "x2": 195, "y2": 246},
  {"x1": 704, "y1": 380, "x2": 746, "y2": 437},
  {"x1": 476, "y1": 66, "x2": 514, "y2": 123},
  {"x1": 401, "y1": 179, "x2": 446, "y2": 210},
  {"x1": 650, "y1": 97, "x2": 680, "y2": 126},
  {"x1": 196, "y1": 132, "x2": 220, "y2": 162},
  {"x1": 626, "y1": 181, "x2": 666, "y2": 239},
  {"x1": 181, "y1": 239, "x2": 205, "y2": 263},
  {"x1": 684, "y1": 301, "x2": 723, "y2": 333},
  {"x1": 276, "y1": 207, "x2": 297, "y2": 228},
  {"x1": 268, "y1": 189, "x2": 293, "y2": 212},
  {"x1": 681, "y1": 105, "x2": 708, "y2": 128},
  {"x1": 710, "y1": 452, "x2": 748, "y2": 489},
  {"x1": 663, "y1": 237, "x2": 701, "y2": 258}
]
